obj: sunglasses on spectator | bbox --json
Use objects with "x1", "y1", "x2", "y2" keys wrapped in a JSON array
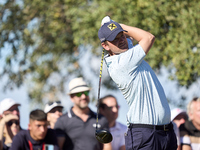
[
  {"x1": 75, "y1": 91, "x2": 89, "y2": 97},
  {"x1": 48, "y1": 101, "x2": 61, "y2": 106},
  {"x1": 100, "y1": 104, "x2": 119, "y2": 110},
  {"x1": 7, "y1": 120, "x2": 19, "y2": 126},
  {"x1": 106, "y1": 105, "x2": 119, "y2": 110}
]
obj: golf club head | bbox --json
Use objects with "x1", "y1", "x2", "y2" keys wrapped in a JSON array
[{"x1": 95, "y1": 129, "x2": 113, "y2": 143}]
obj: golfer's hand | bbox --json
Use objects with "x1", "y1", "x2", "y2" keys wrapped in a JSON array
[
  {"x1": 0, "y1": 114, "x2": 19, "y2": 125},
  {"x1": 101, "y1": 16, "x2": 112, "y2": 26}
]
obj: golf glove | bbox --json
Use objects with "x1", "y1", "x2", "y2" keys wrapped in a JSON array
[{"x1": 101, "y1": 16, "x2": 113, "y2": 26}]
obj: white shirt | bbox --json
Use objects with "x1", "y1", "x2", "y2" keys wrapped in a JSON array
[
  {"x1": 104, "y1": 44, "x2": 171, "y2": 125},
  {"x1": 110, "y1": 122, "x2": 127, "y2": 150}
]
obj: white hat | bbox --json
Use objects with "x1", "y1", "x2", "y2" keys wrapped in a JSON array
[
  {"x1": 171, "y1": 108, "x2": 187, "y2": 121},
  {"x1": 68, "y1": 77, "x2": 91, "y2": 95},
  {"x1": 44, "y1": 101, "x2": 63, "y2": 113},
  {"x1": 0, "y1": 98, "x2": 21, "y2": 114}
]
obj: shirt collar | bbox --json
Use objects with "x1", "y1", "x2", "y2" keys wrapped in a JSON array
[{"x1": 68, "y1": 107, "x2": 95, "y2": 118}]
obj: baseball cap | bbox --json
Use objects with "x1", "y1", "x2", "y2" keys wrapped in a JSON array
[
  {"x1": 68, "y1": 77, "x2": 91, "y2": 95},
  {"x1": 0, "y1": 98, "x2": 21, "y2": 114},
  {"x1": 171, "y1": 108, "x2": 187, "y2": 121},
  {"x1": 98, "y1": 20, "x2": 127, "y2": 43},
  {"x1": 44, "y1": 101, "x2": 63, "y2": 113}
]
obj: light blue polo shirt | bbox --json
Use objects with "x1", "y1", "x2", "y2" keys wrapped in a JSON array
[{"x1": 104, "y1": 44, "x2": 171, "y2": 125}]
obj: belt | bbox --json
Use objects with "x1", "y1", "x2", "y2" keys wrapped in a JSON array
[{"x1": 128, "y1": 122, "x2": 173, "y2": 131}]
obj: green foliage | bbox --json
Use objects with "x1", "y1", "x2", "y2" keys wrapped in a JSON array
[{"x1": 0, "y1": 0, "x2": 199, "y2": 103}]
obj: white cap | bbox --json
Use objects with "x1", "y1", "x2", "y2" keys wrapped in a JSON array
[
  {"x1": 0, "y1": 98, "x2": 21, "y2": 114},
  {"x1": 171, "y1": 108, "x2": 187, "y2": 121},
  {"x1": 44, "y1": 101, "x2": 63, "y2": 113}
]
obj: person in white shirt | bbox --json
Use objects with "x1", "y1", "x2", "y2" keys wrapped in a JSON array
[
  {"x1": 99, "y1": 95, "x2": 127, "y2": 150},
  {"x1": 98, "y1": 16, "x2": 177, "y2": 150}
]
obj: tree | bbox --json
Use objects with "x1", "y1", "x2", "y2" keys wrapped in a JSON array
[{"x1": 0, "y1": 0, "x2": 199, "y2": 103}]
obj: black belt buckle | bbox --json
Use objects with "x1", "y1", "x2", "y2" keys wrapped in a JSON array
[{"x1": 164, "y1": 124, "x2": 169, "y2": 131}]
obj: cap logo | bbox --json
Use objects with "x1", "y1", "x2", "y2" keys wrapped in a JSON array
[{"x1": 107, "y1": 23, "x2": 117, "y2": 31}]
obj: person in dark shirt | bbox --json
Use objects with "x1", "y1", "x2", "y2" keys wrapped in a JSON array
[
  {"x1": 10, "y1": 109, "x2": 59, "y2": 150},
  {"x1": 54, "y1": 77, "x2": 112, "y2": 150}
]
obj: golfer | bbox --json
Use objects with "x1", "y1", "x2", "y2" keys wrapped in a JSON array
[{"x1": 98, "y1": 16, "x2": 177, "y2": 150}]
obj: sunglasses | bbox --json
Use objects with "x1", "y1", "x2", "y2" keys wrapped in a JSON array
[
  {"x1": 75, "y1": 91, "x2": 89, "y2": 97},
  {"x1": 48, "y1": 101, "x2": 61, "y2": 106},
  {"x1": 7, "y1": 120, "x2": 19, "y2": 126},
  {"x1": 100, "y1": 104, "x2": 119, "y2": 110}
]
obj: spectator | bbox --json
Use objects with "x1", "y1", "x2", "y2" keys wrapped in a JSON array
[
  {"x1": 171, "y1": 108, "x2": 188, "y2": 150},
  {"x1": 54, "y1": 77, "x2": 112, "y2": 150},
  {"x1": 44, "y1": 101, "x2": 63, "y2": 129},
  {"x1": 0, "y1": 98, "x2": 21, "y2": 150},
  {"x1": 171, "y1": 108, "x2": 188, "y2": 128},
  {"x1": 99, "y1": 95, "x2": 127, "y2": 150},
  {"x1": 180, "y1": 97, "x2": 200, "y2": 150},
  {"x1": 10, "y1": 109, "x2": 59, "y2": 150}
]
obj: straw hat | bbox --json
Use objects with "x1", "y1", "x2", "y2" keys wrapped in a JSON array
[{"x1": 68, "y1": 77, "x2": 91, "y2": 95}]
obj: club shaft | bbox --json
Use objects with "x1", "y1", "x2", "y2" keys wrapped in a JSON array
[{"x1": 96, "y1": 49, "x2": 105, "y2": 131}]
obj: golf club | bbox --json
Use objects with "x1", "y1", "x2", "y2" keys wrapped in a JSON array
[{"x1": 95, "y1": 48, "x2": 113, "y2": 144}]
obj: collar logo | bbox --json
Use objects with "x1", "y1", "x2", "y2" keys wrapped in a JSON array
[{"x1": 107, "y1": 23, "x2": 117, "y2": 31}]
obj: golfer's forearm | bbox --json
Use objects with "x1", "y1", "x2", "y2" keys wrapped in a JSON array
[{"x1": 121, "y1": 24, "x2": 155, "y2": 54}]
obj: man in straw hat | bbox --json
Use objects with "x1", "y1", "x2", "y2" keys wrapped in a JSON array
[{"x1": 54, "y1": 77, "x2": 112, "y2": 150}]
